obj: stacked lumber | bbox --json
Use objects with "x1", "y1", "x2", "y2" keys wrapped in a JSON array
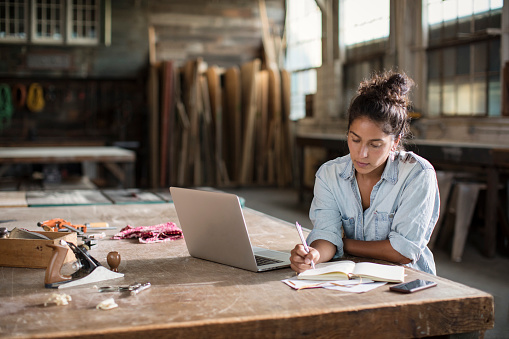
[
  {"x1": 147, "y1": 58, "x2": 293, "y2": 189},
  {"x1": 146, "y1": 1, "x2": 291, "y2": 189}
]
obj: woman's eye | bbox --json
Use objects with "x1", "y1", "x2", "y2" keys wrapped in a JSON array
[{"x1": 371, "y1": 143, "x2": 382, "y2": 148}]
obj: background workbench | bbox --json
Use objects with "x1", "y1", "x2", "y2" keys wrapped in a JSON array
[
  {"x1": 0, "y1": 146, "x2": 136, "y2": 188},
  {"x1": 0, "y1": 203, "x2": 494, "y2": 338}
]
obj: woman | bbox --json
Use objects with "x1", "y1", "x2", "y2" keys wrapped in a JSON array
[{"x1": 291, "y1": 71, "x2": 439, "y2": 275}]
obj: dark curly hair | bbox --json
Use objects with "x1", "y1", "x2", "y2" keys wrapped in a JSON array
[{"x1": 347, "y1": 70, "x2": 414, "y2": 150}]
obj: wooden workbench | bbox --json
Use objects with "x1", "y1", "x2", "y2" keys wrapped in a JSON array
[
  {"x1": 0, "y1": 146, "x2": 136, "y2": 188},
  {"x1": 0, "y1": 204, "x2": 494, "y2": 338}
]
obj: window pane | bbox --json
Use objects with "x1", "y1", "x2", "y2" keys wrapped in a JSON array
[
  {"x1": 457, "y1": 16, "x2": 470, "y2": 35},
  {"x1": 489, "y1": 39, "x2": 500, "y2": 72},
  {"x1": 475, "y1": 12, "x2": 490, "y2": 31},
  {"x1": 68, "y1": 0, "x2": 100, "y2": 42},
  {"x1": 473, "y1": 0, "x2": 490, "y2": 14},
  {"x1": 426, "y1": 0, "x2": 501, "y2": 117},
  {"x1": 458, "y1": 0, "x2": 473, "y2": 18},
  {"x1": 427, "y1": 80, "x2": 441, "y2": 117},
  {"x1": 428, "y1": 0, "x2": 443, "y2": 25},
  {"x1": 473, "y1": 77, "x2": 486, "y2": 115},
  {"x1": 285, "y1": 0, "x2": 321, "y2": 120},
  {"x1": 33, "y1": 0, "x2": 63, "y2": 42},
  {"x1": 0, "y1": 0, "x2": 26, "y2": 41},
  {"x1": 285, "y1": 0, "x2": 321, "y2": 69},
  {"x1": 287, "y1": 40, "x2": 322, "y2": 71},
  {"x1": 474, "y1": 42, "x2": 487, "y2": 73},
  {"x1": 457, "y1": 79, "x2": 472, "y2": 114},
  {"x1": 428, "y1": 50, "x2": 440, "y2": 79},
  {"x1": 456, "y1": 45, "x2": 470, "y2": 75},
  {"x1": 343, "y1": 0, "x2": 390, "y2": 46},
  {"x1": 443, "y1": 82, "x2": 456, "y2": 115},
  {"x1": 290, "y1": 69, "x2": 317, "y2": 120},
  {"x1": 488, "y1": 75, "x2": 501, "y2": 116},
  {"x1": 443, "y1": 47, "x2": 455, "y2": 77},
  {"x1": 442, "y1": 0, "x2": 457, "y2": 22}
]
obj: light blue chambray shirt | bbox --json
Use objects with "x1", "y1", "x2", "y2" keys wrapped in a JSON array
[{"x1": 307, "y1": 151, "x2": 439, "y2": 275}]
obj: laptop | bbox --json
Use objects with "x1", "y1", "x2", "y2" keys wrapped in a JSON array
[{"x1": 169, "y1": 187, "x2": 291, "y2": 272}]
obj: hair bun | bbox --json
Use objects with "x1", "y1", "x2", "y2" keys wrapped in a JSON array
[
  {"x1": 385, "y1": 72, "x2": 413, "y2": 101},
  {"x1": 358, "y1": 70, "x2": 414, "y2": 108}
]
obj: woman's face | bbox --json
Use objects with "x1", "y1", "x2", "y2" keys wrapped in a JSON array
[{"x1": 347, "y1": 116, "x2": 398, "y2": 177}]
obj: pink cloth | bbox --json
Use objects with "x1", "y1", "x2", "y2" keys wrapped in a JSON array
[{"x1": 111, "y1": 222, "x2": 183, "y2": 244}]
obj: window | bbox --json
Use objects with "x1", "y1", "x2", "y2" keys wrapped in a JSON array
[
  {"x1": 342, "y1": 0, "x2": 390, "y2": 47},
  {"x1": 0, "y1": 0, "x2": 100, "y2": 45},
  {"x1": 68, "y1": 0, "x2": 99, "y2": 44},
  {"x1": 0, "y1": 0, "x2": 27, "y2": 42},
  {"x1": 33, "y1": 0, "x2": 64, "y2": 43},
  {"x1": 285, "y1": 0, "x2": 322, "y2": 120},
  {"x1": 340, "y1": 0, "x2": 390, "y2": 115},
  {"x1": 426, "y1": 0, "x2": 503, "y2": 116}
]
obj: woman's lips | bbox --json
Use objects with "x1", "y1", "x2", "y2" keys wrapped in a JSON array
[{"x1": 355, "y1": 161, "x2": 369, "y2": 168}]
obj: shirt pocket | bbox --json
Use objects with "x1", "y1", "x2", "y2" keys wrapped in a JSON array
[
  {"x1": 374, "y1": 211, "x2": 394, "y2": 241},
  {"x1": 341, "y1": 216, "x2": 355, "y2": 239}
]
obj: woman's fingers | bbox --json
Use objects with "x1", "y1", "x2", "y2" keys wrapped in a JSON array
[{"x1": 290, "y1": 244, "x2": 318, "y2": 273}]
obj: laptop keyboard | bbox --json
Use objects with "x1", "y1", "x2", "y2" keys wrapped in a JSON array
[{"x1": 255, "y1": 255, "x2": 283, "y2": 266}]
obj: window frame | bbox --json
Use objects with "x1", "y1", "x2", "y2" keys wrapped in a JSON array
[
  {"x1": 0, "y1": 0, "x2": 101, "y2": 45},
  {"x1": 285, "y1": 0, "x2": 323, "y2": 121},
  {"x1": 66, "y1": 0, "x2": 100, "y2": 45},
  {"x1": 0, "y1": 0, "x2": 28, "y2": 43},
  {"x1": 425, "y1": 0, "x2": 502, "y2": 117},
  {"x1": 31, "y1": 0, "x2": 65, "y2": 44}
]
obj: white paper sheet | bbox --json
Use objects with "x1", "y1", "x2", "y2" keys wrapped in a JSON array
[
  {"x1": 323, "y1": 281, "x2": 387, "y2": 293},
  {"x1": 282, "y1": 276, "x2": 384, "y2": 293}
]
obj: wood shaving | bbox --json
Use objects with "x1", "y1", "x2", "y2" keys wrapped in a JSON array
[
  {"x1": 44, "y1": 293, "x2": 72, "y2": 306},
  {"x1": 96, "y1": 298, "x2": 118, "y2": 310}
]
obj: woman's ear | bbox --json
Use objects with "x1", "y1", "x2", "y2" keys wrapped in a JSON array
[{"x1": 391, "y1": 135, "x2": 402, "y2": 151}]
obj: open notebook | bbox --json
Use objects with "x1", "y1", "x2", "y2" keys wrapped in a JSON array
[
  {"x1": 170, "y1": 187, "x2": 291, "y2": 272},
  {"x1": 297, "y1": 260, "x2": 405, "y2": 283}
]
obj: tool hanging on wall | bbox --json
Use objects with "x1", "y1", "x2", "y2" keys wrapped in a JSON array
[
  {"x1": 26, "y1": 83, "x2": 45, "y2": 113},
  {"x1": 0, "y1": 83, "x2": 13, "y2": 130},
  {"x1": 45, "y1": 240, "x2": 124, "y2": 289},
  {"x1": 12, "y1": 83, "x2": 27, "y2": 109}
]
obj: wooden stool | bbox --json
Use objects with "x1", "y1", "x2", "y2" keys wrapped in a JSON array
[
  {"x1": 430, "y1": 171, "x2": 488, "y2": 262},
  {"x1": 449, "y1": 181, "x2": 486, "y2": 262},
  {"x1": 429, "y1": 171, "x2": 454, "y2": 249}
]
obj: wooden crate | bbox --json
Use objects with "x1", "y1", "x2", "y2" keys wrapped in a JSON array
[{"x1": 0, "y1": 231, "x2": 77, "y2": 268}]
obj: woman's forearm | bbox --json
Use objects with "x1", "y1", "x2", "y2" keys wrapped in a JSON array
[{"x1": 343, "y1": 238, "x2": 411, "y2": 264}]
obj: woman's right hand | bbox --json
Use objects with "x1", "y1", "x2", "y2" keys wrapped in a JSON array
[{"x1": 290, "y1": 244, "x2": 320, "y2": 273}]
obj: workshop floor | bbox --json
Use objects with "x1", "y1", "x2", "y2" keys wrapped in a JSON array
[{"x1": 223, "y1": 186, "x2": 509, "y2": 339}]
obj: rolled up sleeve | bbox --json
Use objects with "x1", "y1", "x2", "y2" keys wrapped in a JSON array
[
  {"x1": 307, "y1": 171, "x2": 344, "y2": 258},
  {"x1": 389, "y1": 168, "x2": 440, "y2": 263}
]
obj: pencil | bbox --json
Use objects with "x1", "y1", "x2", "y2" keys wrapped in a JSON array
[{"x1": 295, "y1": 222, "x2": 315, "y2": 269}]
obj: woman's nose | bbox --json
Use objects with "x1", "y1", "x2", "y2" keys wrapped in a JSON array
[{"x1": 359, "y1": 144, "x2": 368, "y2": 158}]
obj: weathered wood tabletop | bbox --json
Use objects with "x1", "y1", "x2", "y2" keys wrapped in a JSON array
[{"x1": 0, "y1": 204, "x2": 494, "y2": 338}]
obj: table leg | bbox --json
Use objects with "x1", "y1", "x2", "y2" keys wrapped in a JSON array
[
  {"x1": 0, "y1": 164, "x2": 11, "y2": 177},
  {"x1": 124, "y1": 162, "x2": 135, "y2": 188},
  {"x1": 484, "y1": 167, "x2": 499, "y2": 258}
]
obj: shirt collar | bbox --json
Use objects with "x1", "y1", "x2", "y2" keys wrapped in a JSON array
[{"x1": 340, "y1": 152, "x2": 399, "y2": 184}]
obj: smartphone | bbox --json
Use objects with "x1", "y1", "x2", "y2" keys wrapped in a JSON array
[{"x1": 389, "y1": 279, "x2": 437, "y2": 293}]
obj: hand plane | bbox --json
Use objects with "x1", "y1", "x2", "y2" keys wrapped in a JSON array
[{"x1": 45, "y1": 240, "x2": 124, "y2": 289}]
